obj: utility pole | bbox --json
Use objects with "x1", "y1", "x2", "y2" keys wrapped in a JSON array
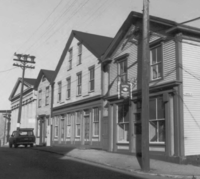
[
  {"x1": 141, "y1": 0, "x2": 150, "y2": 171},
  {"x1": 13, "y1": 53, "x2": 36, "y2": 130}
]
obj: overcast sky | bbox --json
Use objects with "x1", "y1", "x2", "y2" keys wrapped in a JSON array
[{"x1": 1, "y1": 0, "x2": 200, "y2": 109}]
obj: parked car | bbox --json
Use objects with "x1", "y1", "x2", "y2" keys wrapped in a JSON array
[{"x1": 9, "y1": 128, "x2": 35, "y2": 148}]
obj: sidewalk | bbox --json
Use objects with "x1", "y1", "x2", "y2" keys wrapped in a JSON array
[{"x1": 33, "y1": 146, "x2": 200, "y2": 179}]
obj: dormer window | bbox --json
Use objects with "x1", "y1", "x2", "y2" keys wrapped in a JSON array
[{"x1": 42, "y1": 76, "x2": 46, "y2": 82}]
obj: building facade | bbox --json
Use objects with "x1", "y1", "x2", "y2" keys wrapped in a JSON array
[
  {"x1": 0, "y1": 110, "x2": 11, "y2": 146},
  {"x1": 101, "y1": 12, "x2": 200, "y2": 162},
  {"x1": 9, "y1": 78, "x2": 37, "y2": 135},
  {"x1": 52, "y1": 30, "x2": 112, "y2": 148},
  {"x1": 34, "y1": 70, "x2": 55, "y2": 145}
]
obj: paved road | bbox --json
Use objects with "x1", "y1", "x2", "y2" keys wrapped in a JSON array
[{"x1": 0, "y1": 146, "x2": 159, "y2": 179}]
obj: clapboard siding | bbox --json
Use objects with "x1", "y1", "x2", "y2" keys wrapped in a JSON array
[
  {"x1": 109, "y1": 26, "x2": 176, "y2": 96},
  {"x1": 182, "y1": 40, "x2": 200, "y2": 155},
  {"x1": 54, "y1": 37, "x2": 101, "y2": 108}
]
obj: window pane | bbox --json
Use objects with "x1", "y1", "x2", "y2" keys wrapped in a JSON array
[
  {"x1": 149, "y1": 121, "x2": 157, "y2": 142},
  {"x1": 157, "y1": 46, "x2": 162, "y2": 63},
  {"x1": 118, "y1": 105, "x2": 123, "y2": 123},
  {"x1": 124, "y1": 123, "x2": 129, "y2": 141},
  {"x1": 158, "y1": 120, "x2": 165, "y2": 142},
  {"x1": 157, "y1": 63, "x2": 162, "y2": 78},
  {"x1": 94, "y1": 123, "x2": 99, "y2": 135},
  {"x1": 157, "y1": 97, "x2": 164, "y2": 119},
  {"x1": 118, "y1": 124, "x2": 124, "y2": 141},
  {"x1": 152, "y1": 65, "x2": 158, "y2": 79},
  {"x1": 124, "y1": 104, "x2": 129, "y2": 122},
  {"x1": 149, "y1": 99, "x2": 156, "y2": 119},
  {"x1": 151, "y1": 49, "x2": 157, "y2": 64}
]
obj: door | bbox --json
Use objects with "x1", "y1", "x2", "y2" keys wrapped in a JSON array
[{"x1": 102, "y1": 117, "x2": 109, "y2": 150}]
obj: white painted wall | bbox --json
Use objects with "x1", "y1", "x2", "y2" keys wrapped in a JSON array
[{"x1": 182, "y1": 39, "x2": 200, "y2": 155}]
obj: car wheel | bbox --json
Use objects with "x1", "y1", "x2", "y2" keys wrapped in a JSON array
[
  {"x1": 9, "y1": 143, "x2": 12, "y2": 148},
  {"x1": 14, "y1": 144, "x2": 18, "y2": 148},
  {"x1": 30, "y1": 144, "x2": 33, "y2": 147}
]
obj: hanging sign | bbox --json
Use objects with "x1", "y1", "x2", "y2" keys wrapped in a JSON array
[{"x1": 118, "y1": 81, "x2": 133, "y2": 99}]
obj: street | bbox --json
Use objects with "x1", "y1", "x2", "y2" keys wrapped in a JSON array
[{"x1": 0, "y1": 146, "x2": 168, "y2": 179}]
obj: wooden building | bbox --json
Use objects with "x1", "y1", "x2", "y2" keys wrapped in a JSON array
[
  {"x1": 101, "y1": 11, "x2": 200, "y2": 162},
  {"x1": 9, "y1": 78, "x2": 37, "y2": 135},
  {"x1": 52, "y1": 30, "x2": 112, "y2": 148},
  {"x1": 34, "y1": 69, "x2": 55, "y2": 145}
]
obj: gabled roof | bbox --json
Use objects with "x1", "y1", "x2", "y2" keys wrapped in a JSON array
[
  {"x1": 9, "y1": 78, "x2": 36, "y2": 101},
  {"x1": 101, "y1": 11, "x2": 200, "y2": 61},
  {"x1": 34, "y1": 69, "x2": 55, "y2": 90},
  {"x1": 54, "y1": 30, "x2": 113, "y2": 80}
]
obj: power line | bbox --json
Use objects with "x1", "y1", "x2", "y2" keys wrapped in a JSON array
[
  {"x1": 0, "y1": 67, "x2": 17, "y2": 73},
  {"x1": 17, "y1": 0, "x2": 63, "y2": 53}
]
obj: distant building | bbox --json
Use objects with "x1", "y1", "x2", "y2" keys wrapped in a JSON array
[
  {"x1": 34, "y1": 69, "x2": 55, "y2": 145},
  {"x1": 9, "y1": 78, "x2": 37, "y2": 135},
  {"x1": 0, "y1": 110, "x2": 11, "y2": 146}
]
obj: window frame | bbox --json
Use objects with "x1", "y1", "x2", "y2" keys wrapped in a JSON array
[
  {"x1": 149, "y1": 96, "x2": 165, "y2": 144},
  {"x1": 38, "y1": 90, "x2": 42, "y2": 108},
  {"x1": 54, "y1": 117, "x2": 59, "y2": 138},
  {"x1": 76, "y1": 111, "x2": 81, "y2": 137},
  {"x1": 77, "y1": 43, "x2": 82, "y2": 65},
  {"x1": 45, "y1": 86, "x2": 49, "y2": 106},
  {"x1": 89, "y1": 66, "x2": 95, "y2": 92},
  {"x1": 117, "y1": 103, "x2": 129, "y2": 143},
  {"x1": 68, "y1": 48, "x2": 73, "y2": 70},
  {"x1": 150, "y1": 44, "x2": 163, "y2": 81},
  {"x1": 77, "y1": 72, "x2": 82, "y2": 96},
  {"x1": 66, "y1": 77, "x2": 71, "y2": 99},
  {"x1": 66, "y1": 114, "x2": 72, "y2": 137},
  {"x1": 93, "y1": 108, "x2": 99, "y2": 137},
  {"x1": 57, "y1": 81, "x2": 62, "y2": 103}
]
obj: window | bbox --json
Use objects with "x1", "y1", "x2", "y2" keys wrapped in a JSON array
[
  {"x1": 76, "y1": 112, "x2": 81, "y2": 137},
  {"x1": 118, "y1": 104, "x2": 129, "y2": 142},
  {"x1": 93, "y1": 108, "x2": 99, "y2": 136},
  {"x1": 54, "y1": 117, "x2": 59, "y2": 137},
  {"x1": 118, "y1": 60, "x2": 127, "y2": 83},
  {"x1": 77, "y1": 72, "x2": 82, "y2": 96},
  {"x1": 42, "y1": 75, "x2": 46, "y2": 82},
  {"x1": 77, "y1": 43, "x2": 82, "y2": 65},
  {"x1": 149, "y1": 96, "x2": 165, "y2": 143},
  {"x1": 150, "y1": 45, "x2": 163, "y2": 80},
  {"x1": 58, "y1": 82, "x2": 62, "y2": 102},
  {"x1": 68, "y1": 48, "x2": 73, "y2": 70},
  {"x1": 45, "y1": 86, "x2": 49, "y2": 105},
  {"x1": 66, "y1": 77, "x2": 71, "y2": 99},
  {"x1": 38, "y1": 90, "x2": 42, "y2": 108},
  {"x1": 67, "y1": 114, "x2": 72, "y2": 137},
  {"x1": 89, "y1": 66, "x2": 95, "y2": 92}
]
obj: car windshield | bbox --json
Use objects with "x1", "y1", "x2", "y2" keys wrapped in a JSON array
[{"x1": 19, "y1": 131, "x2": 33, "y2": 136}]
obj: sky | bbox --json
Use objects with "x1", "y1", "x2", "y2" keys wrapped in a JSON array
[{"x1": 1, "y1": 0, "x2": 200, "y2": 110}]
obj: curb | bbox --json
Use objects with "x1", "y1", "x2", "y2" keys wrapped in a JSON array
[{"x1": 32, "y1": 147, "x2": 200, "y2": 179}]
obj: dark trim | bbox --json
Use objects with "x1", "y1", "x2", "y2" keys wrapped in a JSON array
[
  {"x1": 105, "y1": 81, "x2": 181, "y2": 102},
  {"x1": 113, "y1": 104, "x2": 117, "y2": 152},
  {"x1": 53, "y1": 95, "x2": 101, "y2": 112},
  {"x1": 114, "y1": 53, "x2": 129, "y2": 63}
]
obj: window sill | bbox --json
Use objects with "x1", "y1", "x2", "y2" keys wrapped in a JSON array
[
  {"x1": 77, "y1": 63, "x2": 81, "y2": 66},
  {"x1": 66, "y1": 98, "x2": 70, "y2": 100},
  {"x1": 76, "y1": 94, "x2": 82, "y2": 97},
  {"x1": 117, "y1": 141, "x2": 129, "y2": 145},
  {"x1": 149, "y1": 142, "x2": 165, "y2": 145},
  {"x1": 88, "y1": 90, "x2": 94, "y2": 93},
  {"x1": 67, "y1": 68, "x2": 72, "y2": 71},
  {"x1": 92, "y1": 135, "x2": 99, "y2": 138},
  {"x1": 150, "y1": 77, "x2": 163, "y2": 83}
]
